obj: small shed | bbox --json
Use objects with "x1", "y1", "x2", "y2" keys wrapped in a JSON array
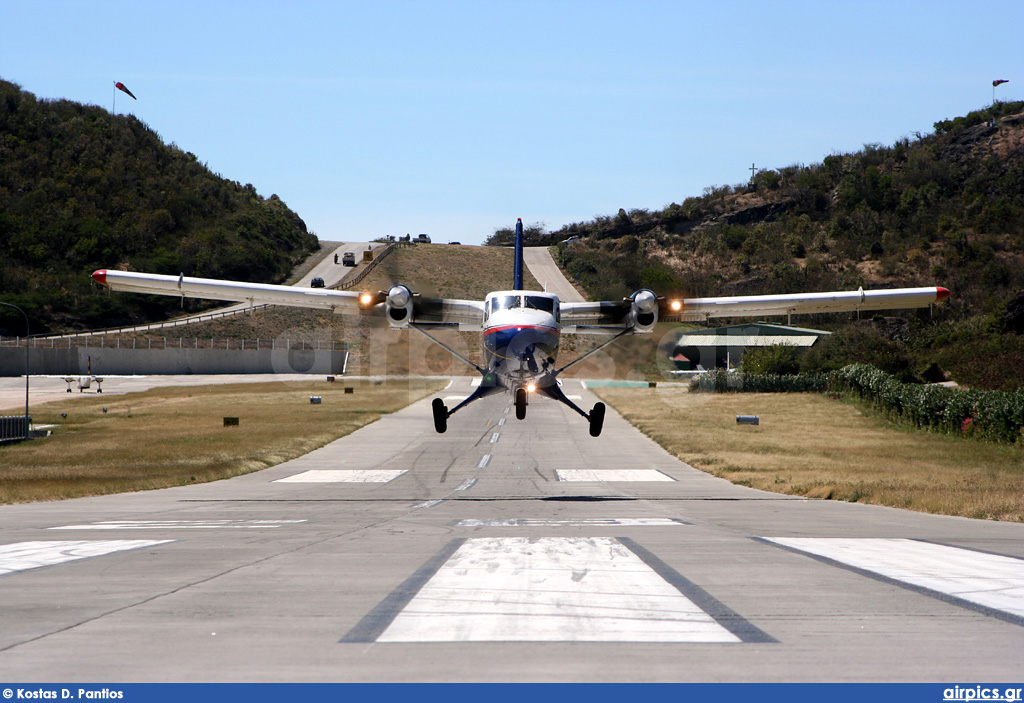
[{"x1": 670, "y1": 322, "x2": 829, "y2": 371}]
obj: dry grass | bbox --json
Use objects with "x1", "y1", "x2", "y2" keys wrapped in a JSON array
[
  {"x1": 0, "y1": 379, "x2": 445, "y2": 504},
  {"x1": 593, "y1": 387, "x2": 1024, "y2": 521}
]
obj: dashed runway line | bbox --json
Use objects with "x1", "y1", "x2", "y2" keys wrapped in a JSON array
[
  {"x1": 555, "y1": 469, "x2": 675, "y2": 482},
  {"x1": 476, "y1": 454, "x2": 492, "y2": 468},
  {"x1": 452, "y1": 518, "x2": 688, "y2": 527},
  {"x1": 342, "y1": 537, "x2": 771, "y2": 643},
  {"x1": 49, "y1": 520, "x2": 307, "y2": 530},
  {"x1": 454, "y1": 478, "x2": 478, "y2": 491},
  {"x1": 274, "y1": 470, "x2": 407, "y2": 483},
  {"x1": 0, "y1": 540, "x2": 174, "y2": 577},
  {"x1": 762, "y1": 537, "x2": 1024, "y2": 624},
  {"x1": 489, "y1": 432, "x2": 501, "y2": 444}
]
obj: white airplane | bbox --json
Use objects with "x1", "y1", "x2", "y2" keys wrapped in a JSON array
[{"x1": 91, "y1": 219, "x2": 950, "y2": 436}]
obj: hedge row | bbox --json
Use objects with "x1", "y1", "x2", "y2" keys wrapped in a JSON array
[
  {"x1": 829, "y1": 364, "x2": 1024, "y2": 444},
  {"x1": 689, "y1": 364, "x2": 1024, "y2": 444},
  {"x1": 689, "y1": 370, "x2": 830, "y2": 394}
]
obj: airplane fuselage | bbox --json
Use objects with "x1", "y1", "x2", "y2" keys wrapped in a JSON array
[{"x1": 482, "y1": 290, "x2": 561, "y2": 393}]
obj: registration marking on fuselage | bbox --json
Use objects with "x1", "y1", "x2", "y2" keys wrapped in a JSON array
[
  {"x1": 0, "y1": 540, "x2": 174, "y2": 577},
  {"x1": 49, "y1": 520, "x2": 307, "y2": 530},
  {"x1": 555, "y1": 469, "x2": 675, "y2": 482},
  {"x1": 363, "y1": 537, "x2": 744, "y2": 643},
  {"x1": 274, "y1": 470, "x2": 407, "y2": 483},
  {"x1": 452, "y1": 518, "x2": 688, "y2": 528},
  {"x1": 763, "y1": 538, "x2": 1024, "y2": 622}
]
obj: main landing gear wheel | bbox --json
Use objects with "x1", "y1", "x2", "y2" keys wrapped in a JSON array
[
  {"x1": 432, "y1": 398, "x2": 448, "y2": 434},
  {"x1": 588, "y1": 402, "x2": 606, "y2": 437},
  {"x1": 515, "y1": 388, "x2": 527, "y2": 420}
]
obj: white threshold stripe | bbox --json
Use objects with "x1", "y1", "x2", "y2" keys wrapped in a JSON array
[
  {"x1": 555, "y1": 469, "x2": 674, "y2": 482},
  {"x1": 454, "y1": 518, "x2": 686, "y2": 527},
  {"x1": 765, "y1": 538, "x2": 1024, "y2": 619},
  {"x1": 274, "y1": 470, "x2": 407, "y2": 483},
  {"x1": 376, "y1": 537, "x2": 739, "y2": 643},
  {"x1": 50, "y1": 520, "x2": 307, "y2": 530},
  {"x1": 0, "y1": 540, "x2": 173, "y2": 576}
]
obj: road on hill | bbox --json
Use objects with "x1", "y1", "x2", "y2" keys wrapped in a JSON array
[{"x1": 1, "y1": 376, "x2": 1021, "y2": 682}]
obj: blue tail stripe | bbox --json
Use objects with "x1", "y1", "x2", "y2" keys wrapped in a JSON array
[{"x1": 513, "y1": 218, "x2": 524, "y2": 290}]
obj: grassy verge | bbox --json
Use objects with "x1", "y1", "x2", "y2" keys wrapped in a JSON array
[
  {"x1": 592, "y1": 386, "x2": 1024, "y2": 521},
  {"x1": 0, "y1": 379, "x2": 445, "y2": 504}
]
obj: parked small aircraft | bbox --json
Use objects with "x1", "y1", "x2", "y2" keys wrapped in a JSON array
[{"x1": 92, "y1": 219, "x2": 949, "y2": 436}]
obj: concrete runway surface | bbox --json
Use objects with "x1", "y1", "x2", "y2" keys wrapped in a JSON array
[{"x1": 1, "y1": 376, "x2": 1022, "y2": 682}]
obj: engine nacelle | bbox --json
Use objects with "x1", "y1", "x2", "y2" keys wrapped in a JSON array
[
  {"x1": 628, "y1": 289, "x2": 658, "y2": 333},
  {"x1": 385, "y1": 284, "x2": 415, "y2": 328}
]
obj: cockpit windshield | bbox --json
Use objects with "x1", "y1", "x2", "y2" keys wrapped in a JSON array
[
  {"x1": 525, "y1": 296, "x2": 555, "y2": 314},
  {"x1": 492, "y1": 295, "x2": 521, "y2": 311}
]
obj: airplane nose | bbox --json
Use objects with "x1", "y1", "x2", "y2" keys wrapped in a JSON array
[{"x1": 92, "y1": 270, "x2": 108, "y2": 287}]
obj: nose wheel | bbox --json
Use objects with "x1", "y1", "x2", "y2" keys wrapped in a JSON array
[{"x1": 515, "y1": 387, "x2": 528, "y2": 420}]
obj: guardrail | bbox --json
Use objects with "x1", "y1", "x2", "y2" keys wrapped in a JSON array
[
  {"x1": 0, "y1": 336, "x2": 349, "y2": 352},
  {"x1": 336, "y1": 241, "x2": 410, "y2": 291}
]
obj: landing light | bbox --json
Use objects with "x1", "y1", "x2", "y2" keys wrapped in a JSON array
[
  {"x1": 359, "y1": 293, "x2": 374, "y2": 306},
  {"x1": 527, "y1": 384, "x2": 536, "y2": 393},
  {"x1": 669, "y1": 300, "x2": 683, "y2": 312}
]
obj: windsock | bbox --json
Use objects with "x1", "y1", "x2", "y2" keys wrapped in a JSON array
[{"x1": 115, "y1": 81, "x2": 137, "y2": 100}]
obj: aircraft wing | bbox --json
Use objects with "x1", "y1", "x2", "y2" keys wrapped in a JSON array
[
  {"x1": 560, "y1": 286, "x2": 950, "y2": 332},
  {"x1": 92, "y1": 269, "x2": 485, "y2": 328}
]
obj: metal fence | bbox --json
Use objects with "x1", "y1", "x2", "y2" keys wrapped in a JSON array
[{"x1": 0, "y1": 415, "x2": 29, "y2": 443}]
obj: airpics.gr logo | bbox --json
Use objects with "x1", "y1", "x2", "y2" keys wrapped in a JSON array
[{"x1": 943, "y1": 687, "x2": 1023, "y2": 702}]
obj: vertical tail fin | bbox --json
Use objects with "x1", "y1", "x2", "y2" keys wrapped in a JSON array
[{"x1": 513, "y1": 218, "x2": 524, "y2": 290}]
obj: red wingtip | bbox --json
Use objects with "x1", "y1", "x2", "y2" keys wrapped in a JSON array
[
  {"x1": 936, "y1": 286, "x2": 951, "y2": 301},
  {"x1": 92, "y1": 269, "x2": 108, "y2": 287}
]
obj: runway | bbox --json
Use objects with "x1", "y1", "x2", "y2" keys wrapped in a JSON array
[{"x1": 1, "y1": 377, "x2": 1022, "y2": 682}]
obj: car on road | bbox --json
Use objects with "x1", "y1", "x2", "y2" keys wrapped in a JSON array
[
  {"x1": 310, "y1": 277, "x2": 325, "y2": 288},
  {"x1": 342, "y1": 252, "x2": 356, "y2": 266}
]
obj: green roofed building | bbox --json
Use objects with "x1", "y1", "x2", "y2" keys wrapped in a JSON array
[{"x1": 670, "y1": 322, "x2": 830, "y2": 371}]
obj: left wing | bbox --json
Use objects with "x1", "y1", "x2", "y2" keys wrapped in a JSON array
[{"x1": 91, "y1": 269, "x2": 484, "y2": 329}]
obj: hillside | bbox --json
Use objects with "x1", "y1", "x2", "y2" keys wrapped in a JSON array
[
  {"x1": 0, "y1": 79, "x2": 318, "y2": 335},
  {"x1": 489, "y1": 102, "x2": 1024, "y2": 390}
]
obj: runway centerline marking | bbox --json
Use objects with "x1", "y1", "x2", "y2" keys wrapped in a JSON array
[
  {"x1": 49, "y1": 520, "x2": 307, "y2": 530},
  {"x1": 762, "y1": 537, "x2": 1024, "y2": 624},
  {"x1": 274, "y1": 470, "x2": 407, "y2": 483},
  {"x1": 454, "y1": 479, "x2": 478, "y2": 491},
  {"x1": 489, "y1": 432, "x2": 500, "y2": 444},
  {"x1": 476, "y1": 455, "x2": 492, "y2": 468},
  {"x1": 342, "y1": 537, "x2": 770, "y2": 643},
  {"x1": 555, "y1": 469, "x2": 675, "y2": 482},
  {"x1": 0, "y1": 540, "x2": 174, "y2": 577}
]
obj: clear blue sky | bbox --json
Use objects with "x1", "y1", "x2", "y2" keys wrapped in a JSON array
[{"x1": 3, "y1": 0, "x2": 1021, "y2": 245}]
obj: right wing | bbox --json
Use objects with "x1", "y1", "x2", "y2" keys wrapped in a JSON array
[{"x1": 559, "y1": 285, "x2": 950, "y2": 333}]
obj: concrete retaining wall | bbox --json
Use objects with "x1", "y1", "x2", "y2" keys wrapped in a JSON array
[{"x1": 0, "y1": 347, "x2": 348, "y2": 376}]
